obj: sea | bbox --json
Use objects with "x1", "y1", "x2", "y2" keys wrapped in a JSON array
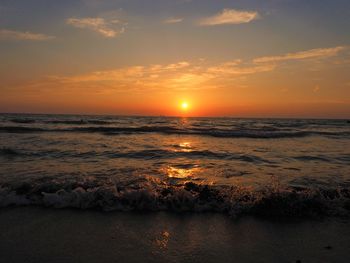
[{"x1": 0, "y1": 113, "x2": 349, "y2": 217}]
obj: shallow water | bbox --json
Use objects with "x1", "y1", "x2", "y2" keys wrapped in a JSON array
[{"x1": 0, "y1": 114, "x2": 349, "y2": 216}]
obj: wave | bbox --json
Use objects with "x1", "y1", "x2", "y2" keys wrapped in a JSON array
[
  {"x1": 43, "y1": 120, "x2": 111, "y2": 125},
  {"x1": 10, "y1": 119, "x2": 36, "y2": 124},
  {"x1": 294, "y1": 155, "x2": 331, "y2": 162},
  {"x1": 0, "y1": 147, "x2": 272, "y2": 163},
  {"x1": 1, "y1": 125, "x2": 348, "y2": 139},
  {"x1": 292, "y1": 154, "x2": 350, "y2": 164},
  {"x1": 3, "y1": 146, "x2": 348, "y2": 165},
  {"x1": 0, "y1": 147, "x2": 19, "y2": 156},
  {"x1": 0, "y1": 177, "x2": 349, "y2": 218},
  {"x1": 0, "y1": 126, "x2": 45, "y2": 133},
  {"x1": 108, "y1": 149, "x2": 272, "y2": 163},
  {"x1": 6, "y1": 118, "x2": 111, "y2": 125}
]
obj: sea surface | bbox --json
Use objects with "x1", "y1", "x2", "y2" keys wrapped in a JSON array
[{"x1": 0, "y1": 113, "x2": 349, "y2": 217}]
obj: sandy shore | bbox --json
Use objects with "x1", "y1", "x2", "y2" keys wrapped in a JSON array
[{"x1": 0, "y1": 207, "x2": 349, "y2": 263}]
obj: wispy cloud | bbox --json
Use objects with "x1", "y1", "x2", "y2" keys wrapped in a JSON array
[
  {"x1": 199, "y1": 8, "x2": 259, "y2": 26},
  {"x1": 208, "y1": 62, "x2": 275, "y2": 75},
  {"x1": 164, "y1": 17, "x2": 183, "y2": 24},
  {"x1": 254, "y1": 46, "x2": 346, "y2": 63},
  {"x1": 55, "y1": 61, "x2": 191, "y2": 83},
  {"x1": 43, "y1": 59, "x2": 275, "y2": 93},
  {"x1": 0, "y1": 29, "x2": 55, "y2": 41},
  {"x1": 15, "y1": 45, "x2": 348, "y2": 94},
  {"x1": 66, "y1": 17, "x2": 125, "y2": 38}
]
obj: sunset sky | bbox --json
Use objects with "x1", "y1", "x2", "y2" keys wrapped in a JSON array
[{"x1": 1, "y1": 0, "x2": 350, "y2": 118}]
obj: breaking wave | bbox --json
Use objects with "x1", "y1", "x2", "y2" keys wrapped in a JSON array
[{"x1": 0, "y1": 177, "x2": 349, "y2": 218}]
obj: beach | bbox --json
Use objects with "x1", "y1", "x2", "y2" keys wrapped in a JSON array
[{"x1": 0, "y1": 207, "x2": 349, "y2": 263}]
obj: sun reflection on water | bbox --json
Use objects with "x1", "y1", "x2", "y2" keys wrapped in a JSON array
[
  {"x1": 178, "y1": 141, "x2": 192, "y2": 152},
  {"x1": 155, "y1": 231, "x2": 170, "y2": 249},
  {"x1": 165, "y1": 165, "x2": 200, "y2": 179}
]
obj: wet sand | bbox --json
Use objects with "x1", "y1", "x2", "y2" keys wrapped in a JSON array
[{"x1": 0, "y1": 207, "x2": 349, "y2": 263}]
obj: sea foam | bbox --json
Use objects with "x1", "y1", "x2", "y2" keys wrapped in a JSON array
[{"x1": 1, "y1": 176, "x2": 349, "y2": 218}]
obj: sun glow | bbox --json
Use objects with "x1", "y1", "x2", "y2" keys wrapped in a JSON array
[{"x1": 181, "y1": 101, "x2": 189, "y2": 110}]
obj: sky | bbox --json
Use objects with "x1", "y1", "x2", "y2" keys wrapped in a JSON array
[{"x1": 0, "y1": 0, "x2": 350, "y2": 118}]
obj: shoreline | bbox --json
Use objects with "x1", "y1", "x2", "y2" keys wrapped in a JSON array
[{"x1": 0, "y1": 207, "x2": 349, "y2": 263}]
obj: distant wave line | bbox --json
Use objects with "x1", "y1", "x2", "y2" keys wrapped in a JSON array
[{"x1": 1, "y1": 125, "x2": 349, "y2": 139}]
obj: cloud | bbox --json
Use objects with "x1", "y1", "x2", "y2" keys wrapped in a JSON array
[
  {"x1": 199, "y1": 8, "x2": 259, "y2": 26},
  {"x1": 15, "y1": 45, "x2": 347, "y2": 94},
  {"x1": 164, "y1": 17, "x2": 183, "y2": 24},
  {"x1": 254, "y1": 46, "x2": 346, "y2": 63},
  {"x1": 42, "y1": 58, "x2": 276, "y2": 94},
  {"x1": 55, "y1": 62, "x2": 191, "y2": 83},
  {"x1": 208, "y1": 62, "x2": 275, "y2": 75},
  {"x1": 66, "y1": 17, "x2": 125, "y2": 38},
  {"x1": 0, "y1": 29, "x2": 55, "y2": 41},
  {"x1": 46, "y1": 64, "x2": 213, "y2": 93}
]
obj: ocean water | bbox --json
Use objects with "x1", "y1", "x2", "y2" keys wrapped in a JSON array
[{"x1": 0, "y1": 113, "x2": 349, "y2": 217}]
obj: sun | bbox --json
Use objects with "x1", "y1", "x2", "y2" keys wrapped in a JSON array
[{"x1": 181, "y1": 101, "x2": 189, "y2": 110}]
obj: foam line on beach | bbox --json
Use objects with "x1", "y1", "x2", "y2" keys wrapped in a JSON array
[{"x1": 1, "y1": 177, "x2": 349, "y2": 218}]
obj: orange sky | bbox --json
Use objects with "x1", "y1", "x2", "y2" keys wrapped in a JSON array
[{"x1": 1, "y1": 1, "x2": 350, "y2": 118}]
